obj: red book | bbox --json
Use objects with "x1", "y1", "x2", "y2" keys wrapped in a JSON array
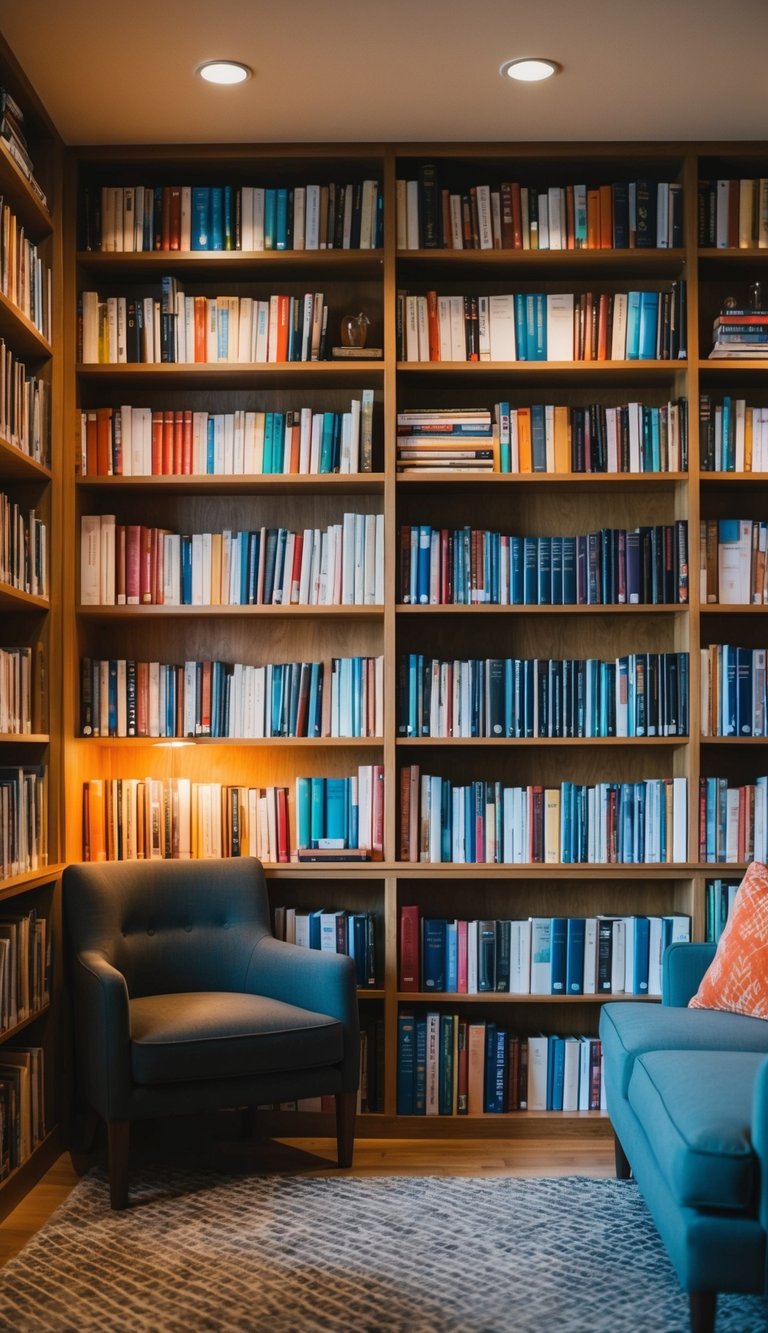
[
  {"x1": 426, "y1": 290, "x2": 440, "y2": 361},
  {"x1": 125, "y1": 525, "x2": 141, "y2": 604},
  {"x1": 172, "y1": 411, "x2": 183, "y2": 473},
  {"x1": 154, "y1": 528, "x2": 165, "y2": 605},
  {"x1": 276, "y1": 787, "x2": 290, "y2": 862},
  {"x1": 290, "y1": 532, "x2": 303, "y2": 603},
  {"x1": 399, "y1": 905, "x2": 420, "y2": 991},
  {"x1": 140, "y1": 526, "x2": 153, "y2": 604},
  {"x1": 96, "y1": 407, "x2": 113, "y2": 475},
  {"x1": 372, "y1": 764, "x2": 384, "y2": 860},
  {"x1": 399, "y1": 766, "x2": 411, "y2": 859},
  {"x1": 151, "y1": 410, "x2": 163, "y2": 473},
  {"x1": 162, "y1": 410, "x2": 174, "y2": 474},
  {"x1": 84, "y1": 410, "x2": 98, "y2": 475}
]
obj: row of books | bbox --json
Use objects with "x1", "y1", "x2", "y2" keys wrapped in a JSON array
[
  {"x1": 397, "y1": 171, "x2": 682, "y2": 251},
  {"x1": 399, "y1": 768, "x2": 688, "y2": 865},
  {"x1": 698, "y1": 777, "x2": 768, "y2": 864},
  {"x1": 272, "y1": 907, "x2": 378, "y2": 988},
  {"x1": 397, "y1": 1016, "x2": 604, "y2": 1117},
  {"x1": 709, "y1": 307, "x2": 768, "y2": 360},
  {"x1": 79, "y1": 395, "x2": 375, "y2": 477},
  {"x1": 0, "y1": 1047, "x2": 45, "y2": 1177},
  {"x1": 80, "y1": 513, "x2": 385, "y2": 608},
  {"x1": 699, "y1": 519, "x2": 768, "y2": 605},
  {"x1": 80, "y1": 654, "x2": 384, "y2": 740},
  {"x1": 0, "y1": 87, "x2": 46, "y2": 205},
  {"x1": 0, "y1": 645, "x2": 43, "y2": 736},
  {"x1": 397, "y1": 285, "x2": 687, "y2": 363},
  {"x1": 396, "y1": 398, "x2": 689, "y2": 476},
  {"x1": 398, "y1": 652, "x2": 690, "y2": 740},
  {"x1": 0, "y1": 200, "x2": 51, "y2": 340},
  {"x1": 0, "y1": 494, "x2": 47, "y2": 597},
  {"x1": 0, "y1": 766, "x2": 46, "y2": 878},
  {"x1": 0, "y1": 341, "x2": 49, "y2": 465},
  {"x1": 700, "y1": 645, "x2": 768, "y2": 738},
  {"x1": 699, "y1": 395, "x2": 768, "y2": 472},
  {"x1": 294, "y1": 769, "x2": 384, "y2": 862},
  {"x1": 270, "y1": 1018, "x2": 384, "y2": 1115},
  {"x1": 399, "y1": 522, "x2": 689, "y2": 608},
  {"x1": 79, "y1": 286, "x2": 332, "y2": 365},
  {"x1": 83, "y1": 778, "x2": 291, "y2": 864},
  {"x1": 0, "y1": 906, "x2": 50, "y2": 1032},
  {"x1": 698, "y1": 179, "x2": 768, "y2": 249},
  {"x1": 704, "y1": 879, "x2": 740, "y2": 944},
  {"x1": 399, "y1": 908, "x2": 691, "y2": 998},
  {"x1": 83, "y1": 180, "x2": 383, "y2": 253}
]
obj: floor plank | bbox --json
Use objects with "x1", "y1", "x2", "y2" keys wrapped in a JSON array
[{"x1": 0, "y1": 1134, "x2": 613, "y2": 1269}]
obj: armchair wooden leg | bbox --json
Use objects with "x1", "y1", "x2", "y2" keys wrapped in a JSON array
[
  {"x1": 107, "y1": 1119, "x2": 130, "y2": 1210},
  {"x1": 689, "y1": 1290, "x2": 716, "y2": 1333},
  {"x1": 335, "y1": 1091, "x2": 356, "y2": 1168},
  {"x1": 613, "y1": 1131, "x2": 632, "y2": 1180}
]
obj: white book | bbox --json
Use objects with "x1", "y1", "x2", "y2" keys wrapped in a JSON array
[
  {"x1": 611, "y1": 919, "x2": 626, "y2": 994},
  {"x1": 437, "y1": 296, "x2": 452, "y2": 360},
  {"x1": 526, "y1": 1035, "x2": 549, "y2": 1111},
  {"x1": 583, "y1": 918, "x2": 598, "y2": 994},
  {"x1": 99, "y1": 513, "x2": 115, "y2": 605},
  {"x1": 449, "y1": 295, "x2": 466, "y2": 360},
  {"x1": 562, "y1": 1037, "x2": 580, "y2": 1111},
  {"x1": 293, "y1": 186, "x2": 306, "y2": 250},
  {"x1": 449, "y1": 194, "x2": 463, "y2": 248},
  {"x1": 509, "y1": 919, "x2": 532, "y2": 994},
  {"x1": 488, "y1": 294, "x2": 516, "y2": 361},
  {"x1": 546, "y1": 293, "x2": 574, "y2": 361},
  {"x1": 80, "y1": 514, "x2": 101, "y2": 605},
  {"x1": 548, "y1": 186, "x2": 563, "y2": 250},
  {"x1": 611, "y1": 293, "x2": 629, "y2": 360},
  {"x1": 375, "y1": 514, "x2": 384, "y2": 604},
  {"x1": 426, "y1": 1012, "x2": 440, "y2": 1114},
  {"x1": 477, "y1": 296, "x2": 491, "y2": 361},
  {"x1": 476, "y1": 185, "x2": 493, "y2": 249},
  {"x1": 305, "y1": 184, "x2": 320, "y2": 249},
  {"x1": 529, "y1": 917, "x2": 551, "y2": 994},
  {"x1": 416, "y1": 295, "x2": 430, "y2": 362}
]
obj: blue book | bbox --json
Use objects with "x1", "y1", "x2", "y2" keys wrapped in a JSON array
[
  {"x1": 275, "y1": 187, "x2": 289, "y2": 249},
  {"x1": 310, "y1": 776, "x2": 326, "y2": 845},
  {"x1": 490, "y1": 1027, "x2": 508, "y2": 1113},
  {"x1": 625, "y1": 291, "x2": 642, "y2": 359},
  {"x1": 107, "y1": 661, "x2": 117, "y2": 736},
  {"x1": 325, "y1": 777, "x2": 347, "y2": 843},
  {"x1": 477, "y1": 919, "x2": 496, "y2": 992},
  {"x1": 272, "y1": 413, "x2": 285, "y2": 473},
  {"x1": 523, "y1": 537, "x2": 538, "y2": 605},
  {"x1": 511, "y1": 536, "x2": 523, "y2": 603},
  {"x1": 638, "y1": 291, "x2": 659, "y2": 360},
  {"x1": 497, "y1": 401, "x2": 511, "y2": 472},
  {"x1": 191, "y1": 186, "x2": 210, "y2": 250},
  {"x1": 264, "y1": 189, "x2": 276, "y2": 249},
  {"x1": 262, "y1": 413, "x2": 274, "y2": 474},
  {"x1": 422, "y1": 919, "x2": 447, "y2": 991},
  {"x1": 439, "y1": 1014, "x2": 455, "y2": 1114},
  {"x1": 538, "y1": 536, "x2": 552, "y2": 604},
  {"x1": 495, "y1": 919, "x2": 511, "y2": 992},
  {"x1": 514, "y1": 293, "x2": 528, "y2": 360},
  {"x1": 414, "y1": 1015, "x2": 427, "y2": 1114},
  {"x1": 445, "y1": 921, "x2": 458, "y2": 992},
  {"x1": 547, "y1": 1035, "x2": 565, "y2": 1111},
  {"x1": 307, "y1": 661, "x2": 322, "y2": 737},
  {"x1": 180, "y1": 536, "x2": 193, "y2": 603},
  {"x1": 308, "y1": 909, "x2": 324, "y2": 950},
  {"x1": 549, "y1": 917, "x2": 568, "y2": 994},
  {"x1": 441, "y1": 779, "x2": 452, "y2": 862},
  {"x1": 551, "y1": 534, "x2": 563, "y2": 604},
  {"x1": 633, "y1": 916, "x2": 651, "y2": 994},
  {"x1": 397, "y1": 1013, "x2": 416, "y2": 1115},
  {"x1": 417, "y1": 525, "x2": 431, "y2": 605},
  {"x1": 295, "y1": 776, "x2": 311, "y2": 848},
  {"x1": 210, "y1": 186, "x2": 224, "y2": 250},
  {"x1": 566, "y1": 917, "x2": 586, "y2": 994},
  {"x1": 206, "y1": 417, "x2": 215, "y2": 473},
  {"x1": 319, "y1": 413, "x2": 335, "y2": 473},
  {"x1": 483, "y1": 1023, "x2": 499, "y2": 1112},
  {"x1": 526, "y1": 293, "x2": 547, "y2": 360},
  {"x1": 530, "y1": 403, "x2": 547, "y2": 470}
]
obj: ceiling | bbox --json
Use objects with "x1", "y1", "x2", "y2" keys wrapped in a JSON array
[{"x1": 2, "y1": 0, "x2": 768, "y2": 146}]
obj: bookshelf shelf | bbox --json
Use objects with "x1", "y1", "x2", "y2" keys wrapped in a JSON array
[
  {"x1": 0, "y1": 290, "x2": 51, "y2": 359},
  {"x1": 84, "y1": 735, "x2": 384, "y2": 748},
  {"x1": 0, "y1": 138, "x2": 52, "y2": 235},
  {"x1": 0, "y1": 733, "x2": 49, "y2": 744},
  {"x1": 0, "y1": 435, "x2": 51, "y2": 480},
  {"x1": 0, "y1": 583, "x2": 49, "y2": 612},
  {"x1": 395, "y1": 991, "x2": 659, "y2": 1004},
  {"x1": 60, "y1": 136, "x2": 768, "y2": 1140},
  {"x1": 0, "y1": 865, "x2": 65, "y2": 902}
]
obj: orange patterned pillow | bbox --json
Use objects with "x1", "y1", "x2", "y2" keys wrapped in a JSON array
[{"x1": 690, "y1": 862, "x2": 768, "y2": 1017}]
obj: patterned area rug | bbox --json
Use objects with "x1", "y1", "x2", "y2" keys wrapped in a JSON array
[{"x1": 1, "y1": 1170, "x2": 767, "y2": 1332}]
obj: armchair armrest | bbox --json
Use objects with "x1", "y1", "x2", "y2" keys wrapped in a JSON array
[
  {"x1": 662, "y1": 942, "x2": 717, "y2": 1007},
  {"x1": 247, "y1": 936, "x2": 360, "y2": 1091},
  {"x1": 73, "y1": 950, "x2": 132, "y2": 1120},
  {"x1": 750, "y1": 1056, "x2": 768, "y2": 1235}
]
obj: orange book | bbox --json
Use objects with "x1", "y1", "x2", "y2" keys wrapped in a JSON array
[
  {"x1": 194, "y1": 295, "x2": 207, "y2": 362},
  {"x1": 276, "y1": 295, "x2": 290, "y2": 362},
  {"x1": 182, "y1": 409, "x2": 193, "y2": 474},
  {"x1": 288, "y1": 412, "x2": 301, "y2": 473},
  {"x1": 172, "y1": 411, "x2": 183, "y2": 474},
  {"x1": 86, "y1": 779, "x2": 106, "y2": 862},
  {"x1": 599, "y1": 184, "x2": 613, "y2": 248},
  {"x1": 587, "y1": 189, "x2": 601, "y2": 249},
  {"x1": 553, "y1": 406, "x2": 570, "y2": 472},
  {"x1": 162, "y1": 410, "x2": 174, "y2": 474},
  {"x1": 467, "y1": 1023, "x2": 486, "y2": 1115},
  {"x1": 96, "y1": 406, "x2": 113, "y2": 475},
  {"x1": 517, "y1": 407, "x2": 532, "y2": 472},
  {"x1": 745, "y1": 409, "x2": 753, "y2": 472}
]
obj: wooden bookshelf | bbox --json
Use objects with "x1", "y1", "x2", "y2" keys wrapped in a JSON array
[
  {"x1": 56, "y1": 139, "x2": 768, "y2": 1140},
  {"x1": 0, "y1": 33, "x2": 63, "y2": 1220}
]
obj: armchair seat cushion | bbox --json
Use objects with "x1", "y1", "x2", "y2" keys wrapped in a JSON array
[
  {"x1": 600, "y1": 1000, "x2": 768, "y2": 1098},
  {"x1": 129, "y1": 991, "x2": 344, "y2": 1085},
  {"x1": 627, "y1": 1049, "x2": 762, "y2": 1212}
]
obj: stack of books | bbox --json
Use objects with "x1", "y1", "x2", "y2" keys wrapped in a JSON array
[
  {"x1": 710, "y1": 307, "x2": 768, "y2": 358},
  {"x1": 0, "y1": 88, "x2": 46, "y2": 206},
  {"x1": 396, "y1": 408, "x2": 495, "y2": 472}
]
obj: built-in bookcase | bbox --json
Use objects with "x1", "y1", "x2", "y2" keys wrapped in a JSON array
[
  {"x1": 0, "y1": 33, "x2": 63, "y2": 1220},
  {"x1": 61, "y1": 140, "x2": 768, "y2": 1139}
]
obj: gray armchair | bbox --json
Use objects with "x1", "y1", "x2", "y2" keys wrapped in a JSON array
[{"x1": 63, "y1": 857, "x2": 360, "y2": 1209}]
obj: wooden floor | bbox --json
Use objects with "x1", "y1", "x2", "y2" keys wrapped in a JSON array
[{"x1": 0, "y1": 1134, "x2": 614, "y2": 1269}]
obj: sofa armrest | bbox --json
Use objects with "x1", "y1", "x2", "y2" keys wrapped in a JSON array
[
  {"x1": 246, "y1": 936, "x2": 360, "y2": 1092},
  {"x1": 662, "y1": 942, "x2": 716, "y2": 1007},
  {"x1": 751, "y1": 1057, "x2": 768, "y2": 1234},
  {"x1": 73, "y1": 950, "x2": 132, "y2": 1120}
]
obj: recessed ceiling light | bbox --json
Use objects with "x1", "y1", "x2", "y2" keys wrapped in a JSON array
[
  {"x1": 500, "y1": 58, "x2": 560, "y2": 83},
  {"x1": 198, "y1": 60, "x2": 252, "y2": 85}
]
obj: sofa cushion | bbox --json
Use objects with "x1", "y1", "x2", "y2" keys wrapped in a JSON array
[
  {"x1": 129, "y1": 991, "x2": 343, "y2": 1085},
  {"x1": 690, "y1": 861, "x2": 768, "y2": 1019},
  {"x1": 599, "y1": 1000, "x2": 768, "y2": 1097},
  {"x1": 628, "y1": 1049, "x2": 763, "y2": 1212}
]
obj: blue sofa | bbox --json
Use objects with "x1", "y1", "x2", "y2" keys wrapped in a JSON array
[{"x1": 600, "y1": 942, "x2": 768, "y2": 1333}]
